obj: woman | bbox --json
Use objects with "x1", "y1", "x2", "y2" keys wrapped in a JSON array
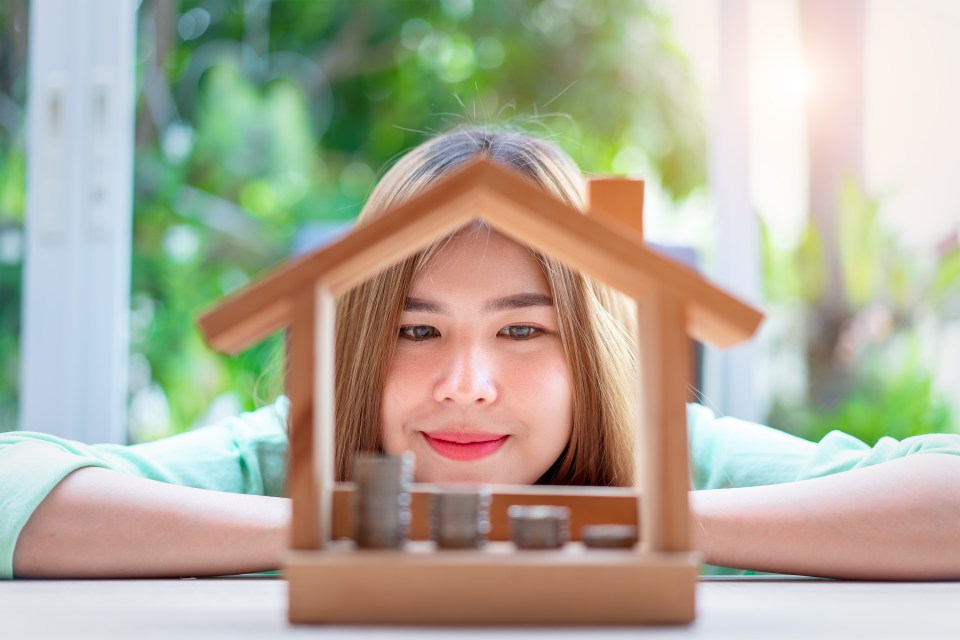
[
  {"x1": 4, "y1": 127, "x2": 960, "y2": 580},
  {"x1": 335, "y1": 127, "x2": 636, "y2": 487}
]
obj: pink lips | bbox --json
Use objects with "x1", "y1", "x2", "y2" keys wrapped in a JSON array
[{"x1": 422, "y1": 431, "x2": 509, "y2": 461}]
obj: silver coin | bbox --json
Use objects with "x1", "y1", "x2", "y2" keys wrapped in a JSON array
[
  {"x1": 430, "y1": 486, "x2": 492, "y2": 549},
  {"x1": 352, "y1": 452, "x2": 415, "y2": 549},
  {"x1": 581, "y1": 524, "x2": 638, "y2": 549},
  {"x1": 507, "y1": 505, "x2": 570, "y2": 549}
]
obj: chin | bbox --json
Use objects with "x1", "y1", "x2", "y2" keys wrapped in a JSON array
[{"x1": 415, "y1": 462, "x2": 524, "y2": 485}]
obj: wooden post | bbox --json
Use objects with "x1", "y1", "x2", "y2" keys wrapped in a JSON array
[
  {"x1": 286, "y1": 288, "x2": 318, "y2": 550},
  {"x1": 314, "y1": 284, "x2": 336, "y2": 548},
  {"x1": 586, "y1": 178, "x2": 645, "y2": 238},
  {"x1": 636, "y1": 291, "x2": 692, "y2": 552}
]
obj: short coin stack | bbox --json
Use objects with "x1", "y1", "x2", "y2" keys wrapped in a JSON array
[
  {"x1": 352, "y1": 452, "x2": 414, "y2": 549},
  {"x1": 581, "y1": 524, "x2": 638, "y2": 549},
  {"x1": 430, "y1": 486, "x2": 492, "y2": 549},
  {"x1": 507, "y1": 505, "x2": 570, "y2": 549}
]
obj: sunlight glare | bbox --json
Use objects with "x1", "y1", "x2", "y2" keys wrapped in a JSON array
[{"x1": 781, "y1": 63, "x2": 814, "y2": 101}]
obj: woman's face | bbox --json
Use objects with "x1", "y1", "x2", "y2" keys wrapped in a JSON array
[{"x1": 381, "y1": 228, "x2": 573, "y2": 484}]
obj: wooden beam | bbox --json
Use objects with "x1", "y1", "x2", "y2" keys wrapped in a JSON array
[
  {"x1": 286, "y1": 288, "x2": 318, "y2": 550},
  {"x1": 637, "y1": 291, "x2": 692, "y2": 552},
  {"x1": 476, "y1": 188, "x2": 761, "y2": 348},
  {"x1": 314, "y1": 285, "x2": 336, "y2": 549},
  {"x1": 198, "y1": 159, "x2": 762, "y2": 355},
  {"x1": 199, "y1": 297, "x2": 290, "y2": 357},
  {"x1": 195, "y1": 171, "x2": 486, "y2": 355},
  {"x1": 587, "y1": 177, "x2": 645, "y2": 238},
  {"x1": 320, "y1": 182, "x2": 762, "y2": 348},
  {"x1": 328, "y1": 484, "x2": 640, "y2": 541},
  {"x1": 287, "y1": 546, "x2": 699, "y2": 625}
]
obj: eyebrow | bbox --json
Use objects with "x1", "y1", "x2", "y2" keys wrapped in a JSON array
[{"x1": 403, "y1": 292, "x2": 554, "y2": 315}]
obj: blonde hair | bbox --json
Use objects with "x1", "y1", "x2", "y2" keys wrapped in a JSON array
[{"x1": 334, "y1": 126, "x2": 638, "y2": 486}]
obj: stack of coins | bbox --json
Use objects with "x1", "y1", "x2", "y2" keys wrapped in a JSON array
[
  {"x1": 507, "y1": 505, "x2": 570, "y2": 549},
  {"x1": 352, "y1": 452, "x2": 414, "y2": 549},
  {"x1": 581, "y1": 524, "x2": 638, "y2": 549},
  {"x1": 429, "y1": 486, "x2": 492, "y2": 549}
]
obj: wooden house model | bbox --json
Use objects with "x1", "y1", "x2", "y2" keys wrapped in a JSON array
[{"x1": 198, "y1": 158, "x2": 763, "y2": 625}]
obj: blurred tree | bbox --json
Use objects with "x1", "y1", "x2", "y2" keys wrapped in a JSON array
[
  {"x1": 799, "y1": 0, "x2": 866, "y2": 411},
  {"x1": 763, "y1": 181, "x2": 960, "y2": 444},
  {"x1": 123, "y1": 0, "x2": 708, "y2": 437},
  {"x1": 766, "y1": 0, "x2": 960, "y2": 443},
  {"x1": 4, "y1": 1, "x2": 955, "y2": 443}
]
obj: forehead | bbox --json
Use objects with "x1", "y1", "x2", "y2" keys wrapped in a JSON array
[{"x1": 409, "y1": 228, "x2": 549, "y2": 296}]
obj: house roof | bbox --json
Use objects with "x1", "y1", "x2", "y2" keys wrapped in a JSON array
[{"x1": 198, "y1": 158, "x2": 763, "y2": 354}]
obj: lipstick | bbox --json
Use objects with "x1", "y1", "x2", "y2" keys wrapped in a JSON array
[{"x1": 421, "y1": 431, "x2": 509, "y2": 461}]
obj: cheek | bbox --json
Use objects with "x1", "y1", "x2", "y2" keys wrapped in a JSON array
[
  {"x1": 511, "y1": 348, "x2": 573, "y2": 434},
  {"x1": 380, "y1": 354, "x2": 427, "y2": 450},
  {"x1": 380, "y1": 369, "x2": 405, "y2": 450},
  {"x1": 520, "y1": 353, "x2": 568, "y2": 399}
]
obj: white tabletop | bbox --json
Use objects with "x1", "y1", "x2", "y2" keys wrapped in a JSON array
[{"x1": 2, "y1": 576, "x2": 958, "y2": 639}]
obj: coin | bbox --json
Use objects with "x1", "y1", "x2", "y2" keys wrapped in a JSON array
[
  {"x1": 430, "y1": 486, "x2": 492, "y2": 549},
  {"x1": 352, "y1": 452, "x2": 414, "y2": 549},
  {"x1": 581, "y1": 524, "x2": 638, "y2": 549},
  {"x1": 507, "y1": 505, "x2": 570, "y2": 549}
]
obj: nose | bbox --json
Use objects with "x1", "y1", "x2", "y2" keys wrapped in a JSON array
[{"x1": 433, "y1": 339, "x2": 499, "y2": 406}]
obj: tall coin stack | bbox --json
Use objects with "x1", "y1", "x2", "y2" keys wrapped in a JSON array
[
  {"x1": 430, "y1": 486, "x2": 492, "y2": 549},
  {"x1": 507, "y1": 505, "x2": 570, "y2": 549},
  {"x1": 352, "y1": 452, "x2": 414, "y2": 549}
]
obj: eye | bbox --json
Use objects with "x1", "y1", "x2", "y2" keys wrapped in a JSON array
[
  {"x1": 498, "y1": 324, "x2": 544, "y2": 340},
  {"x1": 399, "y1": 325, "x2": 440, "y2": 341}
]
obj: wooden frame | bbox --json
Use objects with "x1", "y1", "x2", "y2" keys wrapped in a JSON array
[{"x1": 198, "y1": 158, "x2": 763, "y2": 625}]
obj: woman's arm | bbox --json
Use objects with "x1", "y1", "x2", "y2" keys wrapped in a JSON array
[
  {"x1": 16, "y1": 447, "x2": 958, "y2": 579},
  {"x1": 12, "y1": 467, "x2": 290, "y2": 578},
  {"x1": 691, "y1": 453, "x2": 960, "y2": 579}
]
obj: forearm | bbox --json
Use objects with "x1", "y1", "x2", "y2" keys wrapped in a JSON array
[
  {"x1": 690, "y1": 453, "x2": 960, "y2": 580},
  {"x1": 13, "y1": 467, "x2": 291, "y2": 578}
]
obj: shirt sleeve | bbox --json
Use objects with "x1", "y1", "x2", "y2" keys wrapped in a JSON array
[
  {"x1": 687, "y1": 402, "x2": 960, "y2": 490},
  {"x1": 0, "y1": 397, "x2": 289, "y2": 580}
]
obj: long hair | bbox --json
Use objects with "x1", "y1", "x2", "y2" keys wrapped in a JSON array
[{"x1": 334, "y1": 126, "x2": 638, "y2": 486}]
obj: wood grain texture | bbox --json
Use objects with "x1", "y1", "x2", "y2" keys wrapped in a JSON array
[
  {"x1": 193, "y1": 157, "x2": 764, "y2": 626},
  {"x1": 286, "y1": 289, "x2": 318, "y2": 550},
  {"x1": 329, "y1": 484, "x2": 641, "y2": 541},
  {"x1": 197, "y1": 158, "x2": 763, "y2": 353},
  {"x1": 472, "y1": 186, "x2": 759, "y2": 348},
  {"x1": 286, "y1": 545, "x2": 699, "y2": 625},
  {"x1": 313, "y1": 285, "x2": 336, "y2": 548},
  {"x1": 195, "y1": 169, "x2": 485, "y2": 354},
  {"x1": 637, "y1": 292, "x2": 692, "y2": 552}
]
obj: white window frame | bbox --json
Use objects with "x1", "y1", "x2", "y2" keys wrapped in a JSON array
[
  {"x1": 706, "y1": 0, "x2": 767, "y2": 423},
  {"x1": 19, "y1": 0, "x2": 136, "y2": 442}
]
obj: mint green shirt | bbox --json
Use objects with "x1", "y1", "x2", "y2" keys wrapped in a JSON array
[{"x1": 2, "y1": 399, "x2": 959, "y2": 579}]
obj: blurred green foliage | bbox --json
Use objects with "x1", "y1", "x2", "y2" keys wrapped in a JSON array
[
  {"x1": 1, "y1": 0, "x2": 707, "y2": 437},
  {"x1": 763, "y1": 181, "x2": 960, "y2": 444},
  {"x1": 0, "y1": 0, "x2": 26, "y2": 432},
  {"x1": 799, "y1": 339, "x2": 955, "y2": 445}
]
